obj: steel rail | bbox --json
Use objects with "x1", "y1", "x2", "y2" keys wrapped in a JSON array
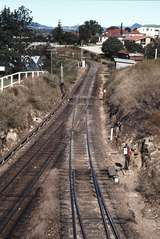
[
  {"x1": 85, "y1": 111, "x2": 111, "y2": 239},
  {"x1": 69, "y1": 127, "x2": 77, "y2": 239},
  {"x1": 69, "y1": 104, "x2": 87, "y2": 239},
  {"x1": 0, "y1": 120, "x2": 65, "y2": 194},
  {"x1": 86, "y1": 108, "x2": 121, "y2": 239},
  {"x1": 72, "y1": 170, "x2": 87, "y2": 239},
  {"x1": 0, "y1": 144, "x2": 65, "y2": 238}
]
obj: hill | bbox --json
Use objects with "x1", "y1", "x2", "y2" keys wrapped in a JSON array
[{"x1": 29, "y1": 22, "x2": 79, "y2": 32}]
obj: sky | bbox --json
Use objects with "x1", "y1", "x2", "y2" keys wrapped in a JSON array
[{"x1": 0, "y1": 0, "x2": 160, "y2": 27}]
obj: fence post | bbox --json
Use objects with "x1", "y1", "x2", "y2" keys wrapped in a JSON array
[
  {"x1": 32, "y1": 72, "x2": 34, "y2": 78},
  {"x1": 18, "y1": 73, "x2": 21, "y2": 84},
  {"x1": 37, "y1": 71, "x2": 40, "y2": 77},
  {"x1": 11, "y1": 75, "x2": 13, "y2": 87},
  {"x1": 25, "y1": 72, "x2": 27, "y2": 78},
  {"x1": 1, "y1": 78, "x2": 3, "y2": 91}
]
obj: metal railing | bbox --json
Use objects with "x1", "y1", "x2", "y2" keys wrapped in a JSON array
[{"x1": 0, "y1": 71, "x2": 47, "y2": 91}]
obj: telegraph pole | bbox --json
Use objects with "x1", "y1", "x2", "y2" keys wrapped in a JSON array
[
  {"x1": 51, "y1": 50, "x2": 53, "y2": 75},
  {"x1": 60, "y1": 63, "x2": 64, "y2": 84},
  {"x1": 80, "y1": 41, "x2": 85, "y2": 68}
]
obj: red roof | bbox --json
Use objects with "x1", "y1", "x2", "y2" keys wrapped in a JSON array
[
  {"x1": 105, "y1": 28, "x2": 128, "y2": 37},
  {"x1": 124, "y1": 36, "x2": 148, "y2": 41},
  {"x1": 131, "y1": 29, "x2": 140, "y2": 34}
]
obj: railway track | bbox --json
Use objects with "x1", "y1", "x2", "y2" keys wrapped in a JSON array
[
  {"x1": 0, "y1": 61, "x2": 125, "y2": 238},
  {"x1": 60, "y1": 63, "x2": 124, "y2": 238}
]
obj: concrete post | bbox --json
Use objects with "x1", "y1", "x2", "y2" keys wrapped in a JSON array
[
  {"x1": 110, "y1": 127, "x2": 114, "y2": 141},
  {"x1": 1, "y1": 78, "x2": 3, "y2": 91},
  {"x1": 18, "y1": 73, "x2": 21, "y2": 84},
  {"x1": 155, "y1": 48, "x2": 158, "y2": 59},
  {"x1": 82, "y1": 59, "x2": 86, "y2": 68},
  {"x1": 11, "y1": 75, "x2": 13, "y2": 87},
  {"x1": 60, "y1": 64, "x2": 64, "y2": 84},
  {"x1": 32, "y1": 72, "x2": 34, "y2": 78},
  {"x1": 25, "y1": 72, "x2": 27, "y2": 78}
]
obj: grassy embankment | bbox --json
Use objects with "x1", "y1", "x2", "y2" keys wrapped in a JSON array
[
  {"x1": 106, "y1": 59, "x2": 160, "y2": 137},
  {"x1": 105, "y1": 59, "x2": 160, "y2": 209},
  {"x1": 0, "y1": 54, "x2": 80, "y2": 156}
]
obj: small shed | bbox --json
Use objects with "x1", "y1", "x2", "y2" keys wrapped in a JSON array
[{"x1": 114, "y1": 58, "x2": 136, "y2": 69}]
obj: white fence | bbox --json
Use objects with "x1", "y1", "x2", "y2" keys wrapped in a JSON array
[{"x1": 0, "y1": 71, "x2": 47, "y2": 91}]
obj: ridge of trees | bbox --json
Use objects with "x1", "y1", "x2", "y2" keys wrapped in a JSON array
[{"x1": 52, "y1": 20, "x2": 103, "y2": 45}]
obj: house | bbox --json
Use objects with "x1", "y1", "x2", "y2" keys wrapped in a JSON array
[
  {"x1": 124, "y1": 36, "x2": 154, "y2": 47},
  {"x1": 138, "y1": 25, "x2": 160, "y2": 38},
  {"x1": 125, "y1": 29, "x2": 144, "y2": 38},
  {"x1": 105, "y1": 26, "x2": 129, "y2": 38}
]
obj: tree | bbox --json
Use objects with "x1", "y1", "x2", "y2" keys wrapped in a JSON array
[
  {"x1": 125, "y1": 27, "x2": 131, "y2": 33},
  {"x1": 79, "y1": 20, "x2": 103, "y2": 44},
  {"x1": 63, "y1": 32, "x2": 79, "y2": 45},
  {"x1": 124, "y1": 40, "x2": 144, "y2": 53},
  {"x1": 52, "y1": 20, "x2": 64, "y2": 44},
  {"x1": 0, "y1": 5, "x2": 33, "y2": 73},
  {"x1": 102, "y1": 37, "x2": 124, "y2": 57},
  {"x1": 13, "y1": 6, "x2": 32, "y2": 40}
]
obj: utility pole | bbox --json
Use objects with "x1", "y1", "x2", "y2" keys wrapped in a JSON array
[
  {"x1": 60, "y1": 63, "x2": 65, "y2": 98},
  {"x1": 60, "y1": 63, "x2": 64, "y2": 84},
  {"x1": 51, "y1": 50, "x2": 53, "y2": 75},
  {"x1": 81, "y1": 41, "x2": 83, "y2": 61},
  {"x1": 120, "y1": 22, "x2": 123, "y2": 36},
  {"x1": 80, "y1": 41, "x2": 85, "y2": 68}
]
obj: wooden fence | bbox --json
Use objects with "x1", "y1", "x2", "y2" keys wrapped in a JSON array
[{"x1": 0, "y1": 71, "x2": 47, "y2": 91}]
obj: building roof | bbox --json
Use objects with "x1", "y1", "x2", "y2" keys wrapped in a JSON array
[
  {"x1": 105, "y1": 28, "x2": 128, "y2": 37},
  {"x1": 129, "y1": 53, "x2": 144, "y2": 57},
  {"x1": 124, "y1": 35, "x2": 153, "y2": 41},
  {"x1": 80, "y1": 45, "x2": 103, "y2": 55},
  {"x1": 114, "y1": 58, "x2": 136, "y2": 64},
  {"x1": 130, "y1": 29, "x2": 140, "y2": 34}
]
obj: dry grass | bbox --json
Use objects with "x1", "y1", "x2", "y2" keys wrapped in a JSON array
[
  {"x1": 106, "y1": 59, "x2": 160, "y2": 136},
  {"x1": 0, "y1": 75, "x2": 59, "y2": 132},
  {"x1": 106, "y1": 59, "x2": 160, "y2": 207}
]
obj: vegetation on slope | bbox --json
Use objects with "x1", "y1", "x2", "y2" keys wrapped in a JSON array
[
  {"x1": 0, "y1": 56, "x2": 79, "y2": 156},
  {"x1": 106, "y1": 59, "x2": 160, "y2": 137},
  {"x1": 105, "y1": 59, "x2": 160, "y2": 211}
]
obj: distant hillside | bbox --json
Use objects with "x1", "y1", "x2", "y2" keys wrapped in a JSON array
[
  {"x1": 30, "y1": 22, "x2": 142, "y2": 33},
  {"x1": 30, "y1": 22, "x2": 53, "y2": 31},
  {"x1": 63, "y1": 25, "x2": 79, "y2": 32},
  {"x1": 130, "y1": 23, "x2": 142, "y2": 29},
  {"x1": 29, "y1": 22, "x2": 79, "y2": 32},
  {"x1": 143, "y1": 24, "x2": 160, "y2": 27}
]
